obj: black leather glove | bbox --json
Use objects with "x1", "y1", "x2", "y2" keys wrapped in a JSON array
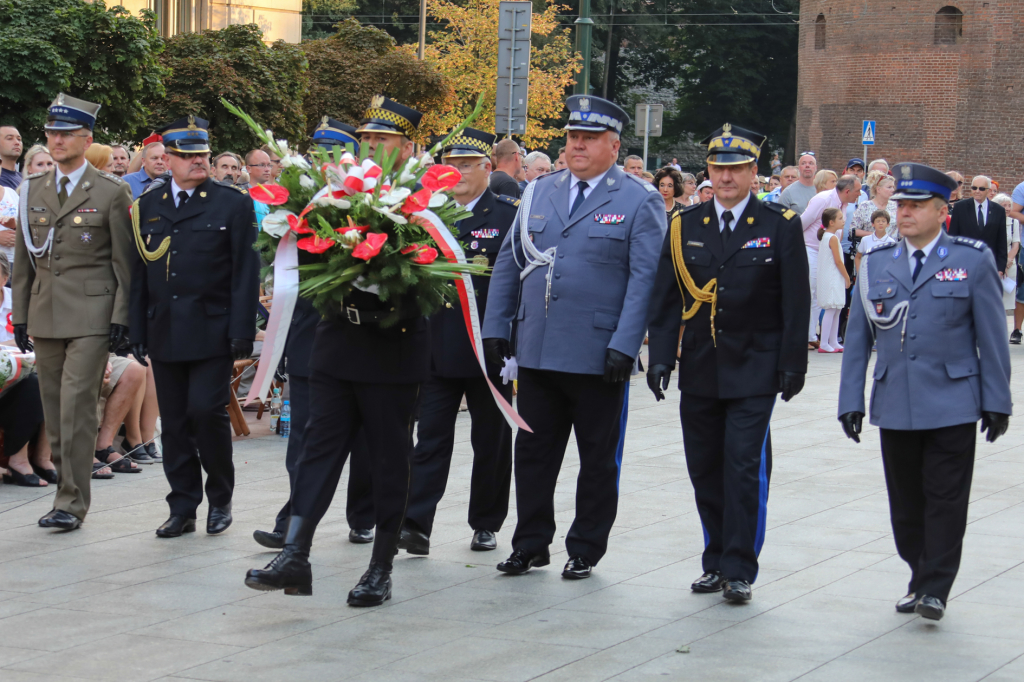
[
  {"x1": 603, "y1": 348, "x2": 634, "y2": 384},
  {"x1": 981, "y1": 412, "x2": 1009, "y2": 443},
  {"x1": 230, "y1": 338, "x2": 254, "y2": 361},
  {"x1": 109, "y1": 324, "x2": 128, "y2": 352},
  {"x1": 646, "y1": 364, "x2": 673, "y2": 401},
  {"x1": 839, "y1": 411, "x2": 863, "y2": 443},
  {"x1": 13, "y1": 323, "x2": 31, "y2": 353},
  {"x1": 131, "y1": 343, "x2": 149, "y2": 367},
  {"x1": 779, "y1": 371, "x2": 805, "y2": 402},
  {"x1": 483, "y1": 338, "x2": 510, "y2": 370}
]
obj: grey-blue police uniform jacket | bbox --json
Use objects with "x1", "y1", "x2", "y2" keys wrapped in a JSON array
[
  {"x1": 838, "y1": 231, "x2": 1012, "y2": 430},
  {"x1": 482, "y1": 165, "x2": 667, "y2": 375}
]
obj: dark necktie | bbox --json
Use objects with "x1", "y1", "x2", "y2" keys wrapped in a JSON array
[
  {"x1": 57, "y1": 176, "x2": 70, "y2": 207},
  {"x1": 978, "y1": 204, "x2": 985, "y2": 228},
  {"x1": 721, "y1": 210, "x2": 734, "y2": 249},
  {"x1": 569, "y1": 181, "x2": 589, "y2": 218},
  {"x1": 178, "y1": 190, "x2": 190, "y2": 209},
  {"x1": 911, "y1": 250, "x2": 925, "y2": 283}
]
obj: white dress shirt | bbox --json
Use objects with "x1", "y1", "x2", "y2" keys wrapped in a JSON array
[
  {"x1": 713, "y1": 192, "x2": 752, "y2": 232},
  {"x1": 974, "y1": 198, "x2": 989, "y2": 225},
  {"x1": 54, "y1": 160, "x2": 88, "y2": 196},
  {"x1": 170, "y1": 180, "x2": 196, "y2": 208},
  {"x1": 568, "y1": 166, "x2": 612, "y2": 213},
  {"x1": 908, "y1": 231, "x2": 942, "y2": 278}
]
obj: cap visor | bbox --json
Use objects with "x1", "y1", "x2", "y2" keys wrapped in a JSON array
[
  {"x1": 442, "y1": 149, "x2": 487, "y2": 158},
  {"x1": 564, "y1": 123, "x2": 612, "y2": 132},
  {"x1": 892, "y1": 191, "x2": 943, "y2": 201},
  {"x1": 355, "y1": 122, "x2": 404, "y2": 135},
  {"x1": 707, "y1": 153, "x2": 757, "y2": 166},
  {"x1": 44, "y1": 122, "x2": 85, "y2": 131}
]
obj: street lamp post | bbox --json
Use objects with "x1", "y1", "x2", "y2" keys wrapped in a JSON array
[{"x1": 574, "y1": 0, "x2": 593, "y2": 95}]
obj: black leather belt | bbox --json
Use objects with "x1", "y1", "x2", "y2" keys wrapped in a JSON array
[{"x1": 338, "y1": 305, "x2": 416, "y2": 326}]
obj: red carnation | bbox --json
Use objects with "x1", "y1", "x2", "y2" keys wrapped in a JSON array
[
  {"x1": 411, "y1": 247, "x2": 438, "y2": 265},
  {"x1": 401, "y1": 188, "x2": 433, "y2": 214},
  {"x1": 296, "y1": 234, "x2": 334, "y2": 254},
  {"x1": 352, "y1": 232, "x2": 388, "y2": 260},
  {"x1": 421, "y1": 165, "x2": 462, "y2": 193},
  {"x1": 250, "y1": 184, "x2": 290, "y2": 205}
]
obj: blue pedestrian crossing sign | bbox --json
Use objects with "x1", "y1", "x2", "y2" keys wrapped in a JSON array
[{"x1": 862, "y1": 120, "x2": 876, "y2": 145}]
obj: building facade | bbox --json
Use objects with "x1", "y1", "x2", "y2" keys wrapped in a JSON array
[
  {"x1": 117, "y1": 0, "x2": 301, "y2": 43},
  {"x1": 796, "y1": 1, "x2": 1024, "y2": 189}
]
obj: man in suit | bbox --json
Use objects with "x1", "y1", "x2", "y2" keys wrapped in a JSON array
[
  {"x1": 482, "y1": 95, "x2": 666, "y2": 579},
  {"x1": 12, "y1": 94, "x2": 133, "y2": 531},
  {"x1": 645, "y1": 124, "x2": 810, "y2": 603},
  {"x1": 839, "y1": 163, "x2": 1011, "y2": 621},
  {"x1": 245, "y1": 96, "x2": 427, "y2": 607},
  {"x1": 128, "y1": 116, "x2": 259, "y2": 538},
  {"x1": 397, "y1": 127, "x2": 518, "y2": 556},
  {"x1": 252, "y1": 116, "x2": 376, "y2": 550},
  {"x1": 948, "y1": 175, "x2": 1009, "y2": 276}
]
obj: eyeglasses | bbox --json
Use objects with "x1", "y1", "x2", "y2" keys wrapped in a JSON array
[
  {"x1": 970, "y1": 186, "x2": 989, "y2": 191},
  {"x1": 248, "y1": 163, "x2": 273, "y2": 168},
  {"x1": 800, "y1": 151, "x2": 816, "y2": 157},
  {"x1": 45, "y1": 131, "x2": 90, "y2": 140}
]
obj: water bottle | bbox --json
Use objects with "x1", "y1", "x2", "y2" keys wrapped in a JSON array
[
  {"x1": 279, "y1": 400, "x2": 291, "y2": 438},
  {"x1": 269, "y1": 388, "x2": 282, "y2": 433}
]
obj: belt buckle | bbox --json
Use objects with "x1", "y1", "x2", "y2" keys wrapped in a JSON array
[{"x1": 345, "y1": 306, "x2": 361, "y2": 325}]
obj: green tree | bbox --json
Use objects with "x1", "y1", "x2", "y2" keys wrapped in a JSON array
[
  {"x1": 0, "y1": 0, "x2": 166, "y2": 143},
  {"x1": 302, "y1": 0, "x2": 422, "y2": 43},
  {"x1": 153, "y1": 24, "x2": 309, "y2": 155},
  {"x1": 301, "y1": 19, "x2": 453, "y2": 141}
]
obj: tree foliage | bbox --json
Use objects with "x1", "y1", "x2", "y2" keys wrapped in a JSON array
[
  {"x1": 425, "y1": 0, "x2": 580, "y2": 146},
  {"x1": 302, "y1": 20, "x2": 453, "y2": 143},
  {"x1": 152, "y1": 24, "x2": 309, "y2": 155},
  {"x1": 0, "y1": 0, "x2": 167, "y2": 143}
]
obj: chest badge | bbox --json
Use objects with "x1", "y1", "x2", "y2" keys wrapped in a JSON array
[
  {"x1": 470, "y1": 228, "x2": 499, "y2": 239},
  {"x1": 937, "y1": 246, "x2": 948, "y2": 259},
  {"x1": 703, "y1": 217, "x2": 710, "y2": 224},
  {"x1": 73, "y1": 216, "x2": 82, "y2": 225},
  {"x1": 594, "y1": 214, "x2": 625, "y2": 224},
  {"x1": 746, "y1": 217, "x2": 754, "y2": 224},
  {"x1": 936, "y1": 268, "x2": 967, "y2": 281},
  {"x1": 875, "y1": 301, "x2": 884, "y2": 314},
  {"x1": 76, "y1": 208, "x2": 98, "y2": 213},
  {"x1": 470, "y1": 240, "x2": 479, "y2": 250},
  {"x1": 80, "y1": 231, "x2": 93, "y2": 244},
  {"x1": 686, "y1": 241, "x2": 704, "y2": 247},
  {"x1": 893, "y1": 246, "x2": 902, "y2": 260},
  {"x1": 741, "y1": 237, "x2": 771, "y2": 249}
]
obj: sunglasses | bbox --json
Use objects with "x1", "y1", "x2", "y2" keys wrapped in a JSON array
[
  {"x1": 800, "y1": 151, "x2": 816, "y2": 157},
  {"x1": 970, "y1": 186, "x2": 989, "y2": 191}
]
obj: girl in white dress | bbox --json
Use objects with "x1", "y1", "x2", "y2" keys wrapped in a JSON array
[{"x1": 816, "y1": 208, "x2": 851, "y2": 353}]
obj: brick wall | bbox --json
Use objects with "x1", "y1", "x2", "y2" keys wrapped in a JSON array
[{"x1": 796, "y1": 1, "x2": 1024, "y2": 192}]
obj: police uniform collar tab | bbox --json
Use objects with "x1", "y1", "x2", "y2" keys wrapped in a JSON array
[
  {"x1": 701, "y1": 123, "x2": 766, "y2": 166},
  {"x1": 313, "y1": 116, "x2": 360, "y2": 151},
  {"x1": 890, "y1": 162, "x2": 958, "y2": 201},
  {"x1": 45, "y1": 93, "x2": 101, "y2": 131},
  {"x1": 356, "y1": 96, "x2": 422, "y2": 137},
  {"x1": 564, "y1": 95, "x2": 629, "y2": 134},
  {"x1": 157, "y1": 115, "x2": 211, "y2": 154},
  {"x1": 441, "y1": 127, "x2": 496, "y2": 158}
]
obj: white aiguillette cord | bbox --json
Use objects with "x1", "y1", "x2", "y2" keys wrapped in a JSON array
[
  {"x1": 19, "y1": 181, "x2": 53, "y2": 270},
  {"x1": 858, "y1": 255, "x2": 909, "y2": 349},
  {"x1": 512, "y1": 181, "x2": 557, "y2": 316}
]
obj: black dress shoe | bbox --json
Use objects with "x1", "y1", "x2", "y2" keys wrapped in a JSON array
[
  {"x1": 896, "y1": 592, "x2": 920, "y2": 613},
  {"x1": 691, "y1": 571, "x2": 726, "y2": 593},
  {"x1": 207, "y1": 504, "x2": 232, "y2": 535},
  {"x1": 915, "y1": 595, "x2": 945, "y2": 621},
  {"x1": 470, "y1": 529, "x2": 497, "y2": 551},
  {"x1": 496, "y1": 548, "x2": 550, "y2": 575},
  {"x1": 157, "y1": 515, "x2": 196, "y2": 538},
  {"x1": 38, "y1": 509, "x2": 81, "y2": 530},
  {"x1": 348, "y1": 528, "x2": 374, "y2": 544},
  {"x1": 398, "y1": 527, "x2": 429, "y2": 555},
  {"x1": 347, "y1": 560, "x2": 392, "y2": 606},
  {"x1": 245, "y1": 516, "x2": 314, "y2": 596},
  {"x1": 722, "y1": 579, "x2": 752, "y2": 602},
  {"x1": 254, "y1": 529, "x2": 284, "y2": 549},
  {"x1": 561, "y1": 556, "x2": 592, "y2": 580}
]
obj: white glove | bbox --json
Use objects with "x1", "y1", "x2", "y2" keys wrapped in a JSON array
[{"x1": 500, "y1": 356, "x2": 519, "y2": 385}]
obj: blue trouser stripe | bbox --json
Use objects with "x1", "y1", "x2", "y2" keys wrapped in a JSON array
[
  {"x1": 614, "y1": 382, "x2": 629, "y2": 491},
  {"x1": 753, "y1": 398, "x2": 776, "y2": 557}
]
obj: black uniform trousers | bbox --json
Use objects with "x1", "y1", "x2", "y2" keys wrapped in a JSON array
[
  {"x1": 288, "y1": 372, "x2": 418, "y2": 554},
  {"x1": 680, "y1": 393, "x2": 775, "y2": 583},
  {"x1": 151, "y1": 355, "x2": 235, "y2": 517},
  {"x1": 270, "y1": 376, "x2": 375, "y2": 533},
  {"x1": 405, "y1": 375, "x2": 513, "y2": 536},
  {"x1": 879, "y1": 423, "x2": 976, "y2": 604},
  {"x1": 512, "y1": 368, "x2": 625, "y2": 564}
]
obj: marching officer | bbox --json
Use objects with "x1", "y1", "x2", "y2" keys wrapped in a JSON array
[
  {"x1": 397, "y1": 128, "x2": 518, "y2": 556},
  {"x1": 245, "y1": 96, "x2": 426, "y2": 607},
  {"x1": 128, "y1": 116, "x2": 259, "y2": 538},
  {"x1": 646, "y1": 124, "x2": 810, "y2": 603},
  {"x1": 254, "y1": 116, "x2": 376, "y2": 550},
  {"x1": 838, "y1": 163, "x2": 1011, "y2": 621},
  {"x1": 482, "y1": 95, "x2": 666, "y2": 580},
  {"x1": 13, "y1": 94, "x2": 133, "y2": 531}
]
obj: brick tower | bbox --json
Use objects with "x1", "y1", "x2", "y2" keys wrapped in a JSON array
[{"x1": 796, "y1": 1, "x2": 1024, "y2": 189}]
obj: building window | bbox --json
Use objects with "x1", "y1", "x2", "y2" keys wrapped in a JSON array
[
  {"x1": 814, "y1": 14, "x2": 826, "y2": 50},
  {"x1": 935, "y1": 6, "x2": 963, "y2": 45}
]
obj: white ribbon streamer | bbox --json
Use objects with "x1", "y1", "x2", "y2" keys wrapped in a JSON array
[{"x1": 244, "y1": 232, "x2": 299, "y2": 405}]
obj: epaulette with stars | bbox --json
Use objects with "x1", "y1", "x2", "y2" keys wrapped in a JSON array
[
  {"x1": 867, "y1": 240, "x2": 898, "y2": 254},
  {"x1": 761, "y1": 201, "x2": 798, "y2": 221},
  {"x1": 27, "y1": 171, "x2": 47, "y2": 180},
  {"x1": 951, "y1": 235, "x2": 986, "y2": 250},
  {"x1": 141, "y1": 174, "x2": 169, "y2": 196},
  {"x1": 624, "y1": 173, "x2": 657, "y2": 192},
  {"x1": 496, "y1": 194, "x2": 520, "y2": 207},
  {"x1": 97, "y1": 170, "x2": 124, "y2": 184},
  {"x1": 212, "y1": 180, "x2": 249, "y2": 195}
]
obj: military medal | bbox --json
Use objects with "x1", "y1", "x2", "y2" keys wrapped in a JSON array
[
  {"x1": 73, "y1": 216, "x2": 82, "y2": 224},
  {"x1": 470, "y1": 240, "x2": 479, "y2": 249},
  {"x1": 80, "y1": 231, "x2": 92, "y2": 243},
  {"x1": 936, "y1": 268, "x2": 967, "y2": 281}
]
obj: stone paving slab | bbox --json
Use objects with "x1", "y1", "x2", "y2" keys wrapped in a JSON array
[{"x1": 1, "y1": 343, "x2": 1023, "y2": 681}]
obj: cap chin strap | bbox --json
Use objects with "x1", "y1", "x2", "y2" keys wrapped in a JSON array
[{"x1": 19, "y1": 183, "x2": 53, "y2": 270}]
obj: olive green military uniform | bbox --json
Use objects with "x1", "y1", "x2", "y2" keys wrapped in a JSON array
[{"x1": 12, "y1": 162, "x2": 134, "y2": 521}]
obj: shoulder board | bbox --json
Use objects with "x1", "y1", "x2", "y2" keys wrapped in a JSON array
[
  {"x1": 623, "y1": 173, "x2": 657, "y2": 192},
  {"x1": 141, "y1": 175, "x2": 169, "y2": 196},
  {"x1": 27, "y1": 171, "x2": 47, "y2": 180},
  {"x1": 761, "y1": 201, "x2": 795, "y2": 220},
  {"x1": 213, "y1": 180, "x2": 249, "y2": 195},
  {"x1": 951, "y1": 235, "x2": 986, "y2": 250},
  {"x1": 97, "y1": 171, "x2": 123, "y2": 184},
  {"x1": 496, "y1": 194, "x2": 520, "y2": 207},
  {"x1": 868, "y1": 240, "x2": 898, "y2": 253},
  {"x1": 681, "y1": 202, "x2": 703, "y2": 214}
]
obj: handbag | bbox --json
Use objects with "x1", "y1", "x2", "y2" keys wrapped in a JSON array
[{"x1": 0, "y1": 349, "x2": 36, "y2": 399}]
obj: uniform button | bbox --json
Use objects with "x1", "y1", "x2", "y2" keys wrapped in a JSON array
[
  {"x1": 719, "y1": 265, "x2": 725, "y2": 271},
  {"x1": 172, "y1": 250, "x2": 178, "y2": 255},
  {"x1": 171, "y1": 272, "x2": 177, "y2": 277},
  {"x1": 554, "y1": 273, "x2": 560, "y2": 279},
  {"x1": 910, "y1": 333, "x2": 916, "y2": 340},
  {"x1": 911, "y1": 314, "x2": 917, "y2": 319},
  {"x1": 910, "y1": 354, "x2": 917, "y2": 360},
  {"x1": 911, "y1": 294, "x2": 917, "y2": 300},
  {"x1": 56, "y1": 238, "x2": 62, "y2": 244},
  {"x1": 173, "y1": 229, "x2": 179, "y2": 234},
  {"x1": 54, "y1": 271, "x2": 60, "y2": 276},
  {"x1": 562, "y1": 233, "x2": 569, "y2": 238},
  {"x1": 54, "y1": 255, "x2": 60, "y2": 260},
  {"x1": 718, "y1": 308, "x2": 725, "y2": 313},
  {"x1": 56, "y1": 221, "x2": 62, "y2": 228},
  {"x1": 552, "y1": 294, "x2": 558, "y2": 300},
  {"x1": 718, "y1": 286, "x2": 725, "y2": 292},
  {"x1": 558, "y1": 253, "x2": 564, "y2": 258},
  {"x1": 173, "y1": 295, "x2": 178, "y2": 300}
]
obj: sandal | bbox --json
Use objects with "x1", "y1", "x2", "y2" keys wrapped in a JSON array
[
  {"x1": 3, "y1": 466, "x2": 47, "y2": 487},
  {"x1": 32, "y1": 464, "x2": 59, "y2": 485},
  {"x1": 95, "y1": 447, "x2": 141, "y2": 474},
  {"x1": 92, "y1": 462, "x2": 115, "y2": 480},
  {"x1": 123, "y1": 442, "x2": 154, "y2": 464}
]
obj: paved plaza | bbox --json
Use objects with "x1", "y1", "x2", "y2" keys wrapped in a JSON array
[{"x1": 1, "y1": 344, "x2": 1023, "y2": 682}]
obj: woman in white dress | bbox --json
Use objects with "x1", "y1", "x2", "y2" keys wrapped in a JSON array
[{"x1": 816, "y1": 208, "x2": 851, "y2": 353}]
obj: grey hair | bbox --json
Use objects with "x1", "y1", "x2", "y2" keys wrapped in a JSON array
[
  {"x1": 524, "y1": 151, "x2": 552, "y2": 172},
  {"x1": 836, "y1": 174, "x2": 860, "y2": 192},
  {"x1": 868, "y1": 158, "x2": 889, "y2": 171},
  {"x1": 993, "y1": 192, "x2": 1013, "y2": 208},
  {"x1": 624, "y1": 154, "x2": 643, "y2": 164}
]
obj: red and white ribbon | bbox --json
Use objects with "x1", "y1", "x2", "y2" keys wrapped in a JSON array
[
  {"x1": 244, "y1": 231, "x2": 299, "y2": 406},
  {"x1": 414, "y1": 210, "x2": 532, "y2": 433}
]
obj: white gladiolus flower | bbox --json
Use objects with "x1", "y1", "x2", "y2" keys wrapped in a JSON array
[
  {"x1": 289, "y1": 155, "x2": 310, "y2": 170},
  {"x1": 315, "y1": 196, "x2": 351, "y2": 209},
  {"x1": 299, "y1": 174, "x2": 316, "y2": 190},
  {"x1": 379, "y1": 187, "x2": 411, "y2": 206},
  {"x1": 262, "y1": 210, "x2": 296, "y2": 238},
  {"x1": 371, "y1": 204, "x2": 408, "y2": 225},
  {"x1": 428, "y1": 192, "x2": 447, "y2": 208}
]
